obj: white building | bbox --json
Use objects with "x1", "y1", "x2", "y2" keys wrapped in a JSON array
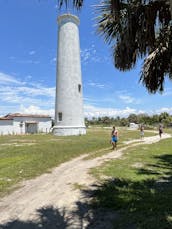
[
  {"x1": 0, "y1": 113, "x2": 52, "y2": 135},
  {"x1": 129, "y1": 122, "x2": 139, "y2": 130},
  {"x1": 53, "y1": 14, "x2": 86, "y2": 136}
]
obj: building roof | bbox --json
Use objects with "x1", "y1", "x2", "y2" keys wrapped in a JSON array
[
  {"x1": 0, "y1": 113, "x2": 51, "y2": 120},
  {"x1": 0, "y1": 117, "x2": 13, "y2": 120}
]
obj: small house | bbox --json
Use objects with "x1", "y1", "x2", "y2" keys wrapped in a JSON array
[
  {"x1": 0, "y1": 113, "x2": 52, "y2": 135},
  {"x1": 129, "y1": 122, "x2": 139, "y2": 130}
]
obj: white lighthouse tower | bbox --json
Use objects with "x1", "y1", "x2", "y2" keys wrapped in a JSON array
[{"x1": 53, "y1": 14, "x2": 86, "y2": 136}]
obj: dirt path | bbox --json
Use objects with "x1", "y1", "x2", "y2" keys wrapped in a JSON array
[{"x1": 0, "y1": 133, "x2": 171, "y2": 228}]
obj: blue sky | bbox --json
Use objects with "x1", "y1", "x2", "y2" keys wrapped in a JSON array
[{"x1": 0, "y1": 0, "x2": 172, "y2": 118}]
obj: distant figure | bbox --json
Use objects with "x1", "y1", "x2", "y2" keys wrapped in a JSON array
[
  {"x1": 159, "y1": 124, "x2": 163, "y2": 138},
  {"x1": 111, "y1": 126, "x2": 118, "y2": 150},
  {"x1": 140, "y1": 125, "x2": 144, "y2": 140}
]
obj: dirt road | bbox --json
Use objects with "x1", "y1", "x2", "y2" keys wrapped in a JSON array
[{"x1": 0, "y1": 133, "x2": 171, "y2": 229}]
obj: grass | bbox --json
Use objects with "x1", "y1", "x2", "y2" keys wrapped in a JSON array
[
  {"x1": 0, "y1": 127, "x2": 155, "y2": 197},
  {"x1": 91, "y1": 136, "x2": 172, "y2": 229},
  {"x1": 0, "y1": 129, "x2": 106, "y2": 196},
  {"x1": 84, "y1": 127, "x2": 155, "y2": 159}
]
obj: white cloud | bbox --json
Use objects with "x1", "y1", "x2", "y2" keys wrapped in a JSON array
[
  {"x1": 0, "y1": 72, "x2": 55, "y2": 115},
  {"x1": 162, "y1": 88, "x2": 172, "y2": 96},
  {"x1": 19, "y1": 105, "x2": 54, "y2": 117},
  {"x1": 0, "y1": 84, "x2": 55, "y2": 100},
  {"x1": 26, "y1": 75, "x2": 32, "y2": 80},
  {"x1": 84, "y1": 96, "x2": 117, "y2": 106},
  {"x1": 0, "y1": 72, "x2": 25, "y2": 85},
  {"x1": 16, "y1": 60, "x2": 40, "y2": 64},
  {"x1": 118, "y1": 95, "x2": 141, "y2": 104},
  {"x1": 50, "y1": 57, "x2": 56, "y2": 64},
  {"x1": 29, "y1": 50, "x2": 36, "y2": 55},
  {"x1": 15, "y1": 85, "x2": 55, "y2": 97},
  {"x1": 87, "y1": 81, "x2": 105, "y2": 89},
  {"x1": 156, "y1": 107, "x2": 172, "y2": 114},
  {"x1": 84, "y1": 104, "x2": 144, "y2": 118},
  {"x1": 81, "y1": 44, "x2": 110, "y2": 65},
  {"x1": 8, "y1": 52, "x2": 39, "y2": 64}
]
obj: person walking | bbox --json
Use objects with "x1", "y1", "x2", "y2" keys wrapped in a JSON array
[
  {"x1": 159, "y1": 124, "x2": 163, "y2": 138},
  {"x1": 140, "y1": 125, "x2": 144, "y2": 140},
  {"x1": 111, "y1": 126, "x2": 118, "y2": 150}
]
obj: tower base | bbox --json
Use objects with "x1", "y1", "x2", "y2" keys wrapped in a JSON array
[{"x1": 52, "y1": 125, "x2": 86, "y2": 136}]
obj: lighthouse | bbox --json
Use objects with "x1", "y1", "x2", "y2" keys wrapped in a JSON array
[{"x1": 53, "y1": 14, "x2": 86, "y2": 136}]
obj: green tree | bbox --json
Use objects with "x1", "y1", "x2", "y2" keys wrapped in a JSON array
[
  {"x1": 159, "y1": 112, "x2": 169, "y2": 122},
  {"x1": 137, "y1": 114, "x2": 147, "y2": 124},
  {"x1": 127, "y1": 113, "x2": 138, "y2": 123},
  {"x1": 163, "y1": 116, "x2": 172, "y2": 127},
  {"x1": 120, "y1": 117, "x2": 128, "y2": 126},
  {"x1": 58, "y1": 0, "x2": 172, "y2": 93},
  {"x1": 151, "y1": 114, "x2": 160, "y2": 124}
]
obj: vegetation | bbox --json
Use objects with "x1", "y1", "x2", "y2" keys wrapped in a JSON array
[
  {"x1": 0, "y1": 127, "x2": 155, "y2": 197},
  {"x1": 85, "y1": 112, "x2": 172, "y2": 128},
  {"x1": 0, "y1": 128, "x2": 107, "y2": 196},
  {"x1": 90, "y1": 133, "x2": 172, "y2": 228},
  {"x1": 57, "y1": 0, "x2": 172, "y2": 93},
  {"x1": 1, "y1": 126, "x2": 171, "y2": 227}
]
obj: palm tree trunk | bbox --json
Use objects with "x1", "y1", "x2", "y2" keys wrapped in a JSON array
[{"x1": 170, "y1": 0, "x2": 172, "y2": 19}]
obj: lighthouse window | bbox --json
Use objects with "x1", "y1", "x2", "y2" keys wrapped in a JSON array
[
  {"x1": 78, "y1": 84, "x2": 81, "y2": 92},
  {"x1": 58, "y1": 112, "x2": 62, "y2": 121}
]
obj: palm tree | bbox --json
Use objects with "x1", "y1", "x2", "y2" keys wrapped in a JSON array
[
  {"x1": 58, "y1": 0, "x2": 83, "y2": 9},
  {"x1": 58, "y1": 0, "x2": 172, "y2": 93}
]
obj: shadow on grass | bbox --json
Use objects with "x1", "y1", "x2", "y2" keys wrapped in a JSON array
[
  {"x1": 137, "y1": 154, "x2": 172, "y2": 177},
  {"x1": 82, "y1": 178, "x2": 172, "y2": 228},
  {"x1": 71, "y1": 200, "x2": 118, "y2": 229},
  {"x1": 0, "y1": 155, "x2": 172, "y2": 229},
  {"x1": 78, "y1": 154, "x2": 172, "y2": 229}
]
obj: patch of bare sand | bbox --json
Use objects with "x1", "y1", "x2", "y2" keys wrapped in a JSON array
[
  {"x1": 0, "y1": 143, "x2": 36, "y2": 147},
  {"x1": 0, "y1": 133, "x2": 171, "y2": 228}
]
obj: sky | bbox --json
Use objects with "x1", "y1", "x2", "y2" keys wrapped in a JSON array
[{"x1": 0, "y1": 0, "x2": 172, "y2": 119}]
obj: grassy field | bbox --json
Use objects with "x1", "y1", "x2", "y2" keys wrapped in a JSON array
[
  {"x1": 0, "y1": 127, "x2": 155, "y2": 197},
  {"x1": 91, "y1": 129, "x2": 172, "y2": 229}
]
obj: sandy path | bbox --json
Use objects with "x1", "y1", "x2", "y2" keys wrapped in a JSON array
[{"x1": 0, "y1": 133, "x2": 171, "y2": 228}]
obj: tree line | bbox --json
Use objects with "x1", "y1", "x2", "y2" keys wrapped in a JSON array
[{"x1": 85, "y1": 112, "x2": 172, "y2": 128}]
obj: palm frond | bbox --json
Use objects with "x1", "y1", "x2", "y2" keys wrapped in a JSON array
[
  {"x1": 96, "y1": 0, "x2": 171, "y2": 67},
  {"x1": 140, "y1": 25, "x2": 172, "y2": 93},
  {"x1": 58, "y1": 0, "x2": 83, "y2": 10},
  {"x1": 140, "y1": 47, "x2": 168, "y2": 93}
]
